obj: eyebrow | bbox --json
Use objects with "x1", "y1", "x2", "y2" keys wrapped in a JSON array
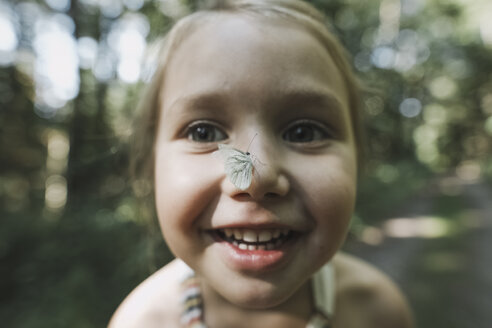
[
  {"x1": 164, "y1": 88, "x2": 347, "y2": 123},
  {"x1": 269, "y1": 88, "x2": 348, "y2": 127},
  {"x1": 165, "y1": 91, "x2": 230, "y2": 116},
  {"x1": 272, "y1": 88, "x2": 346, "y2": 113}
]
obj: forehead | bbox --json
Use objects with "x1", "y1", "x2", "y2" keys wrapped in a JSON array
[{"x1": 161, "y1": 13, "x2": 349, "y2": 118}]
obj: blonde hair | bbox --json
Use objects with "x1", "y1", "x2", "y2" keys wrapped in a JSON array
[{"x1": 131, "y1": 0, "x2": 363, "y2": 197}]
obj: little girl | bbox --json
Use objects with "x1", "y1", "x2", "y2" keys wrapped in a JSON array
[{"x1": 110, "y1": 0, "x2": 414, "y2": 327}]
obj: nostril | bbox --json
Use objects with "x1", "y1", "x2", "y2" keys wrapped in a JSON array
[
  {"x1": 234, "y1": 193, "x2": 252, "y2": 201},
  {"x1": 233, "y1": 191, "x2": 278, "y2": 200}
]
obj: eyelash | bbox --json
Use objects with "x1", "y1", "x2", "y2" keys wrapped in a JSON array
[
  {"x1": 282, "y1": 120, "x2": 332, "y2": 144},
  {"x1": 183, "y1": 119, "x2": 332, "y2": 145},
  {"x1": 185, "y1": 121, "x2": 228, "y2": 143}
]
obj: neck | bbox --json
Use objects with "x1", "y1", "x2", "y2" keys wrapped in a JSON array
[{"x1": 200, "y1": 279, "x2": 313, "y2": 328}]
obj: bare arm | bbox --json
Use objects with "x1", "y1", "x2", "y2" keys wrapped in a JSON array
[
  {"x1": 333, "y1": 253, "x2": 414, "y2": 328},
  {"x1": 108, "y1": 259, "x2": 183, "y2": 328}
]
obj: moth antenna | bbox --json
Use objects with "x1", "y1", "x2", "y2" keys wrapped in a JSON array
[
  {"x1": 252, "y1": 163, "x2": 261, "y2": 181},
  {"x1": 251, "y1": 154, "x2": 265, "y2": 167},
  {"x1": 246, "y1": 133, "x2": 258, "y2": 152}
]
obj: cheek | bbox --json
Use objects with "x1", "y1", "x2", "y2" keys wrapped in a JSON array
[
  {"x1": 310, "y1": 178, "x2": 355, "y2": 230},
  {"x1": 154, "y1": 151, "x2": 222, "y2": 242},
  {"x1": 302, "y1": 158, "x2": 357, "y2": 250},
  {"x1": 302, "y1": 151, "x2": 356, "y2": 209},
  {"x1": 316, "y1": 181, "x2": 355, "y2": 230}
]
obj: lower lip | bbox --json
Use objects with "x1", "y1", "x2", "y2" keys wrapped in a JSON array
[{"x1": 214, "y1": 238, "x2": 297, "y2": 273}]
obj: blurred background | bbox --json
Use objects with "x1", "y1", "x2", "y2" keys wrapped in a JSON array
[{"x1": 1, "y1": 0, "x2": 491, "y2": 327}]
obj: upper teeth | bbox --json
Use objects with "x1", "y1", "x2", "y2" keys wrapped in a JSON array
[{"x1": 222, "y1": 228, "x2": 290, "y2": 243}]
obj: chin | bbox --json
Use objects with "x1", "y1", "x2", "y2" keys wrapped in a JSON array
[
  {"x1": 219, "y1": 278, "x2": 304, "y2": 310},
  {"x1": 229, "y1": 292, "x2": 289, "y2": 310}
]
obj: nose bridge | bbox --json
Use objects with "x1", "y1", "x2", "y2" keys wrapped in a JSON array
[{"x1": 247, "y1": 132, "x2": 273, "y2": 160}]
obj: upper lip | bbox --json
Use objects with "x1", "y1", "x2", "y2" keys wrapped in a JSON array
[
  {"x1": 207, "y1": 221, "x2": 308, "y2": 233},
  {"x1": 204, "y1": 203, "x2": 310, "y2": 232}
]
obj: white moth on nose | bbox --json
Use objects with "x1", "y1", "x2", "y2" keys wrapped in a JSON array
[{"x1": 214, "y1": 144, "x2": 253, "y2": 191}]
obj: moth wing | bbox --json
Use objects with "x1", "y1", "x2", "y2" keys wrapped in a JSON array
[
  {"x1": 227, "y1": 160, "x2": 253, "y2": 190},
  {"x1": 213, "y1": 144, "x2": 240, "y2": 161},
  {"x1": 214, "y1": 144, "x2": 253, "y2": 190}
]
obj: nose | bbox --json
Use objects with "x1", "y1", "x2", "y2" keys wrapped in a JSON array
[
  {"x1": 225, "y1": 140, "x2": 290, "y2": 200},
  {"x1": 248, "y1": 159, "x2": 290, "y2": 200}
]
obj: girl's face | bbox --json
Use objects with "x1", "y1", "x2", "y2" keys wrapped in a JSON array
[{"x1": 154, "y1": 14, "x2": 357, "y2": 309}]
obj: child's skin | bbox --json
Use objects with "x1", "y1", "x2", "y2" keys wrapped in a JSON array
[{"x1": 110, "y1": 11, "x2": 414, "y2": 328}]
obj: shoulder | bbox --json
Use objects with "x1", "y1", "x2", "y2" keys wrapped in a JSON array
[
  {"x1": 108, "y1": 259, "x2": 187, "y2": 328},
  {"x1": 332, "y1": 252, "x2": 414, "y2": 328}
]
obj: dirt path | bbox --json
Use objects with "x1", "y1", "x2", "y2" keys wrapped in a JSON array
[
  {"x1": 344, "y1": 178, "x2": 492, "y2": 328},
  {"x1": 451, "y1": 182, "x2": 492, "y2": 328}
]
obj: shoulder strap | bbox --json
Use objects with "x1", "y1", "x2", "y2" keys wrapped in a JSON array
[
  {"x1": 311, "y1": 262, "x2": 336, "y2": 319},
  {"x1": 178, "y1": 260, "x2": 207, "y2": 328}
]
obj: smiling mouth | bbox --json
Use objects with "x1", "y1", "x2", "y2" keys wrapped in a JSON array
[{"x1": 212, "y1": 228, "x2": 297, "y2": 251}]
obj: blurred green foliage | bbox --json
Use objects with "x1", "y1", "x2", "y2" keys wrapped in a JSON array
[{"x1": 1, "y1": 0, "x2": 491, "y2": 327}]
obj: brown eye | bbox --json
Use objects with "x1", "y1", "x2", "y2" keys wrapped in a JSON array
[
  {"x1": 187, "y1": 122, "x2": 227, "y2": 142},
  {"x1": 283, "y1": 121, "x2": 330, "y2": 143}
]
